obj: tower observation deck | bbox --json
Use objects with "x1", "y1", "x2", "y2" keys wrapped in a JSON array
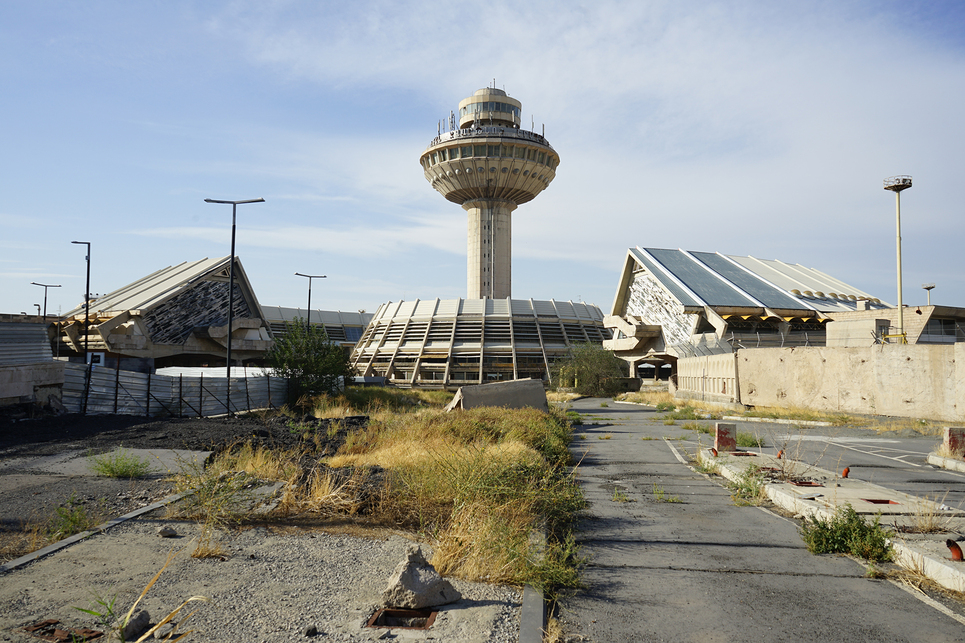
[{"x1": 420, "y1": 87, "x2": 559, "y2": 299}]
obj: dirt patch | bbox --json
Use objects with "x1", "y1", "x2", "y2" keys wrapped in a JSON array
[{"x1": 0, "y1": 411, "x2": 367, "y2": 563}]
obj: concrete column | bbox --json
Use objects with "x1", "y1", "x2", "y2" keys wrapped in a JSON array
[
  {"x1": 464, "y1": 199, "x2": 517, "y2": 300},
  {"x1": 944, "y1": 427, "x2": 965, "y2": 455},
  {"x1": 714, "y1": 422, "x2": 737, "y2": 452}
]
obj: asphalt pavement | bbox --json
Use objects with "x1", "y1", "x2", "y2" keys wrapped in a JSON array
[{"x1": 558, "y1": 397, "x2": 965, "y2": 642}]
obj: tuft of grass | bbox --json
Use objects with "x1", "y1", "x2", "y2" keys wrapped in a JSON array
[
  {"x1": 693, "y1": 452, "x2": 720, "y2": 475},
  {"x1": 88, "y1": 448, "x2": 151, "y2": 479},
  {"x1": 640, "y1": 436, "x2": 655, "y2": 441},
  {"x1": 729, "y1": 464, "x2": 767, "y2": 506},
  {"x1": 611, "y1": 489, "x2": 631, "y2": 503},
  {"x1": 936, "y1": 442, "x2": 965, "y2": 459},
  {"x1": 682, "y1": 421, "x2": 712, "y2": 435},
  {"x1": 741, "y1": 405, "x2": 857, "y2": 427},
  {"x1": 652, "y1": 484, "x2": 680, "y2": 503},
  {"x1": 599, "y1": 402, "x2": 609, "y2": 408},
  {"x1": 662, "y1": 418, "x2": 676, "y2": 426},
  {"x1": 799, "y1": 504, "x2": 893, "y2": 562},
  {"x1": 908, "y1": 491, "x2": 955, "y2": 534},
  {"x1": 736, "y1": 432, "x2": 765, "y2": 448},
  {"x1": 598, "y1": 434, "x2": 612, "y2": 440},
  {"x1": 666, "y1": 406, "x2": 701, "y2": 421},
  {"x1": 47, "y1": 494, "x2": 98, "y2": 541}
]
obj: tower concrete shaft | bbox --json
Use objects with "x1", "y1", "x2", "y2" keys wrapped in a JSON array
[
  {"x1": 421, "y1": 87, "x2": 559, "y2": 299},
  {"x1": 465, "y1": 199, "x2": 516, "y2": 299}
]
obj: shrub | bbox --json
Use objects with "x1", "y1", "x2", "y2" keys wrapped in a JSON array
[
  {"x1": 800, "y1": 505, "x2": 893, "y2": 562},
  {"x1": 266, "y1": 318, "x2": 355, "y2": 405},
  {"x1": 552, "y1": 342, "x2": 626, "y2": 398}
]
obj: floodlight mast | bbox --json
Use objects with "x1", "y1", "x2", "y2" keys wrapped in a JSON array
[
  {"x1": 204, "y1": 197, "x2": 265, "y2": 415},
  {"x1": 923, "y1": 283, "x2": 935, "y2": 306},
  {"x1": 295, "y1": 273, "x2": 326, "y2": 331},
  {"x1": 31, "y1": 282, "x2": 62, "y2": 321},
  {"x1": 883, "y1": 176, "x2": 912, "y2": 343}
]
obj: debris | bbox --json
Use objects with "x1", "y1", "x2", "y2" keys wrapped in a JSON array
[{"x1": 381, "y1": 545, "x2": 461, "y2": 609}]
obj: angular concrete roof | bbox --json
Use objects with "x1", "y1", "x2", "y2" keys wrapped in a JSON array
[
  {"x1": 622, "y1": 247, "x2": 889, "y2": 315},
  {"x1": 63, "y1": 257, "x2": 241, "y2": 318}
]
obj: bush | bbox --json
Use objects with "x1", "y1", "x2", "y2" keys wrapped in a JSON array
[
  {"x1": 552, "y1": 343, "x2": 626, "y2": 398},
  {"x1": 800, "y1": 505, "x2": 892, "y2": 562},
  {"x1": 266, "y1": 318, "x2": 355, "y2": 405}
]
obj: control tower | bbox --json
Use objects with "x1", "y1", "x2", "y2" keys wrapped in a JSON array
[{"x1": 420, "y1": 87, "x2": 560, "y2": 299}]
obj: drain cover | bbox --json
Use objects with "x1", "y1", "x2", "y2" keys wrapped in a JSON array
[
  {"x1": 20, "y1": 619, "x2": 103, "y2": 642},
  {"x1": 366, "y1": 608, "x2": 437, "y2": 630}
]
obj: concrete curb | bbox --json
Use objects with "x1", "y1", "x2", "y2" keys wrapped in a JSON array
[
  {"x1": 927, "y1": 452, "x2": 965, "y2": 473},
  {"x1": 518, "y1": 584, "x2": 546, "y2": 643},
  {"x1": 0, "y1": 491, "x2": 190, "y2": 574},
  {"x1": 720, "y1": 415, "x2": 834, "y2": 427},
  {"x1": 703, "y1": 449, "x2": 965, "y2": 594}
]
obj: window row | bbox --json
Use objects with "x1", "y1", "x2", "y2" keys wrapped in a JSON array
[
  {"x1": 423, "y1": 145, "x2": 557, "y2": 170},
  {"x1": 459, "y1": 102, "x2": 521, "y2": 119}
]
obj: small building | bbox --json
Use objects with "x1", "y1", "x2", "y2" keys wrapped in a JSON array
[
  {"x1": 54, "y1": 257, "x2": 273, "y2": 371},
  {"x1": 605, "y1": 247, "x2": 890, "y2": 377},
  {"x1": 826, "y1": 305, "x2": 965, "y2": 346},
  {"x1": 350, "y1": 298, "x2": 610, "y2": 388}
]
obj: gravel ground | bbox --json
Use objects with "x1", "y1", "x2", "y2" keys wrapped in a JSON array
[{"x1": 0, "y1": 411, "x2": 522, "y2": 642}]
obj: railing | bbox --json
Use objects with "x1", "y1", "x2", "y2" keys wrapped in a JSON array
[{"x1": 426, "y1": 127, "x2": 554, "y2": 150}]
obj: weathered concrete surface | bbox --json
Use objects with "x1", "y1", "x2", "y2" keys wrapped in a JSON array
[
  {"x1": 737, "y1": 344, "x2": 965, "y2": 421},
  {"x1": 445, "y1": 378, "x2": 547, "y2": 412},
  {"x1": 0, "y1": 361, "x2": 64, "y2": 405},
  {"x1": 560, "y1": 398, "x2": 965, "y2": 642}
]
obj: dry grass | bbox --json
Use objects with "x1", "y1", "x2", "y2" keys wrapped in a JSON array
[
  {"x1": 546, "y1": 391, "x2": 581, "y2": 403},
  {"x1": 936, "y1": 442, "x2": 965, "y2": 459},
  {"x1": 908, "y1": 491, "x2": 956, "y2": 533},
  {"x1": 543, "y1": 616, "x2": 564, "y2": 643},
  {"x1": 207, "y1": 443, "x2": 303, "y2": 482},
  {"x1": 618, "y1": 390, "x2": 676, "y2": 407},
  {"x1": 872, "y1": 417, "x2": 941, "y2": 436}
]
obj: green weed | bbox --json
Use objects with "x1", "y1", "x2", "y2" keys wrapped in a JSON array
[
  {"x1": 729, "y1": 464, "x2": 767, "y2": 506},
  {"x1": 799, "y1": 505, "x2": 893, "y2": 562},
  {"x1": 736, "y1": 432, "x2": 765, "y2": 448},
  {"x1": 88, "y1": 448, "x2": 151, "y2": 479},
  {"x1": 47, "y1": 494, "x2": 96, "y2": 540},
  {"x1": 612, "y1": 489, "x2": 632, "y2": 503},
  {"x1": 652, "y1": 484, "x2": 680, "y2": 503}
]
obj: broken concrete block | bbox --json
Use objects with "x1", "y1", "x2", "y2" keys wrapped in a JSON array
[
  {"x1": 381, "y1": 545, "x2": 461, "y2": 609},
  {"x1": 445, "y1": 378, "x2": 547, "y2": 412}
]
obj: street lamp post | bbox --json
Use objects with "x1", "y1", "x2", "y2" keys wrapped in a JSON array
[
  {"x1": 295, "y1": 273, "x2": 326, "y2": 331},
  {"x1": 923, "y1": 283, "x2": 935, "y2": 306},
  {"x1": 204, "y1": 197, "x2": 265, "y2": 416},
  {"x1": 31, "y1": 282, "x2": 62, "y2": 321},
  {"x1": 883, "y1": 176, "x2": 912, "y2": 343},
  {"x1": 71, "y1": 241, "x2": 92, "y2": 414}
]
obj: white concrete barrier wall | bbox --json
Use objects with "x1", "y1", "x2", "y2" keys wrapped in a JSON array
[
  {"x1": 675, "y1": 353, "x2": 739, "y2": 404},
  {"x1": 737, "y1": 343, "x2": 965, "y2": 421}
]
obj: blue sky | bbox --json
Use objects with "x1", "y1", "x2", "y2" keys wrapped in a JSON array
[{"x1": 2, "y1": 1, "x2": 963, "y2": 318}]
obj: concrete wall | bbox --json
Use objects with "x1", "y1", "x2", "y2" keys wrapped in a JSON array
[
  {"x1": 675, "y1": 353, "x2": 739, "y2": 405},
  {"x1": 736, "y1": 344, "x2": 965, "y2": 421},
  {"x1": 0, "y1": 361, "x2": 65, "y2": 406}
]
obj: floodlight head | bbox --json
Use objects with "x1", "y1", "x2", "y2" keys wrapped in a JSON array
[
  {"x1": 883, "y1": 175, "x2": 912, "y2": 192},
  {"x1": 922, "y1": 283, "x2": 936, "y2": 291},
  {"x1": 205, "y1": 198, "x2": 266, "y2": 205}
]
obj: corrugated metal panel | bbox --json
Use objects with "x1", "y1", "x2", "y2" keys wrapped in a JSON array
[
  {"x1": 0, "y1": 323, "x2": 54, "y2": 365},
  {"x1": 63, "y1": 363, "x2": 286, "y2": 417}
]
